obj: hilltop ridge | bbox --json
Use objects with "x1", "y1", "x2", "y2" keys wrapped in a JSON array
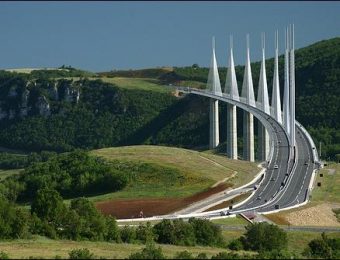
[{"x1": 0, "y1": 37, "x2": 339, "y2": 159}]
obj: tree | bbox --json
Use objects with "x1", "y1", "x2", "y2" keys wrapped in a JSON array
[
  {"x1": 31, "y1": 188, "x2": 66, "y2": 225},
  {"x1": 121, "y1": 225, "x2": 137, "y2": 243},
  {"x1": 153, "y1": 219, "x2": 175, "y2": 244},
  {"x1": 172, "y1": 219, "x2": 196, "y2": 246},
  {"x1": 242, "y1": 223, "x2": 288, "y2": 252},
  {"x1": 304, "y1": 232, "x2": 340, "y2": 259},
  {"x1": 189, "y1": 218, "x2": 225, "y2": 247},
  {"x1": 0, "y1": 197, "x2": 28, "y2": 239},
  {"x1": 70, "y1": 198, "x2": 106, "y2": 240},
  {"x1": 136, "y1": 222, "x2": 156, "y2": 244},
  {"x1": 105, "y1": 216, "x2": 120, "y2": 242}
]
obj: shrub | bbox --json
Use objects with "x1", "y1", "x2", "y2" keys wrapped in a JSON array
[
  {"x1": 172, "y1": 219, "x2": 196, "y2": 246},
  {"x1": 128, "y1": 243, "x2": 165, "y2": 259},
  {"x1": 105, "y1": 216, "x2": 120, "y2": 242},
  {"x1": 304, "y1": 232, "x2": 340, "y2": 259},
  {"x1": 211, "y1": 251, "x2": 246, "y2": 259},
  {"x1": 174, "y1": 250, "x2": 193, "y2": 259},
  {"x1": 0, "y1": 251, "x2": 9, "y2": 260},
  {"x1": 228, "y1": 239, "x2": 244, "y2": 251},
  {"x1": 0, "y1": 197, "x2": 29, "y2": 239},
  {"x1": 68, "y1": 248, "x2": 95, "y2": 259},
  {"x1": 121, "y1": 225, "x2": 137, "y2": 243},
  {"x1": 136, "y1": 222, "x2": 156, "y2": 244},
  {"x1": 195, "y1": 252, "x2": 208, "y2": 259},
  {"x1": 256, "y1": 249, "x2": 297, "y2": 259}
]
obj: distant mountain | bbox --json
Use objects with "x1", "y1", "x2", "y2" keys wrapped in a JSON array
[{"x1": 0, "y1": 38, "x2": 339, "y2": 159}]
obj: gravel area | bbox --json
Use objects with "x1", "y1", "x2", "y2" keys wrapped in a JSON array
[{"x1": 284, "y1": 203, "x2": 340, "y2": 227}]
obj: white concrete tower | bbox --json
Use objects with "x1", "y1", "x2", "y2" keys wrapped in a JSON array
[
  {"x1": 225, "y1": 35, "x2": 239, "y2": 159},
  {"x1": 241, "y1": 34, "x2": 255, "y2": 162},
  {"x1": 283, "y1": 27, "x2": 290, "y2": 136},
  {"x1": 289, "y1": 24, "x2": 296, "y2": 148},
  {"x1": 257, "y1": 33, "x2": 270, "y2": 161},
  {"x1": 271, "y1": 30, "x2": 282, "y2": 124},
  {"x1": 207, "y1": 37, "x2": 222, "y2": 149}
]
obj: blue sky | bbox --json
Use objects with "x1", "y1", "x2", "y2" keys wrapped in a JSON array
[{"x1": 0, "y1": 1, "x2": 339, "y2": 72}]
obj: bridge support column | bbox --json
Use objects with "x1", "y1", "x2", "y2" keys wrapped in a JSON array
[
  {"x1": 243, "y1": 111, "x2": 254, "y2": 162},
  {"x1": 258, "y1": 123, "x2": 270, "y2": 161},
  {"x1": 227, "y1": 104, "x2": 238, "y2": 159},
  {"x1": 209, "y1": 99, "x2": 219, "y2": 149}
]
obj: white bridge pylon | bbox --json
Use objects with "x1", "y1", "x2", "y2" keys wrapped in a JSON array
[{"x1": 206, "y1": 26, "x2": 296, "y2": 161}]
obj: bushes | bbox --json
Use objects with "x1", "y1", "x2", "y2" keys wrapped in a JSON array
[
  {"x1": 241, "y1": 223, "x2": 288, "y2": 252},
  {"x1": 121, "y1": 225, "x2": 137, "y2": 244},
  {"x1": 31, "y1": 187, "x2": 66, "y2": 223},
  {"x1": 189, "y1": 218, "x2": 225, "y2": 247},
  {"x1": 0, "y1": 251, "x2": 9, "y2": 260},
  {"x1": 228, "y1": 239, "x2": 244, "y2": 251},
  {"x1": 153, "y1": 219, "x2": 196, "y2": 246},
  {"x1": 4, "y1": 150, "x2": 129, "y2": 201},
  {"x1": 0, "y1": 197, "x2": 29, "y2": 239},
  {"x1": 29, "y1": 189, "x2": 120, "y2": 242},
  {"x1": 153, "y1": 218, "x2": 224, "y2": 247},
  {"x1": 128, "y1": 243, "x2": 165, "y2": 259},
  {"x1": 68, "y1": 248, "x2": 95, "y2": 259},
  {"x1": 304, "y1": 232, "x2": 340, "y2": 259},
  {"x1": 136, "y1": 222, "x2": 157, "y2": 244}
]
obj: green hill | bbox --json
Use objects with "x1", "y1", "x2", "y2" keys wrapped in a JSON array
[
  {"x1": 0, "y1": 37, "x2": 339, "y2": 159},
  {"x1": 90, "y1": 145, "x2": 258, "y2": 200}
]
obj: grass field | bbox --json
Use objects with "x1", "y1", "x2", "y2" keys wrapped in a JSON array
[
  {"x1": 57, "y1": 76, "x2": 172, "y2": 93},
  {"x1": 99, "y1": 77, "x2": 171, "y2": 93},
  {"x1": 0, "y1": 169, "x2": 22, "y2": 181},
  {"x1": 0, "y1": 236, "x2": 243, "y2": 259},
  {"x1": 310, "y1": 162, "x2": 340, "y2": 203},
  {"x1": 1, "y1": 230, "x2": 338, "y2": 259},
  {"x1": 177, "y1": 80, "x2": 206, "y2": 89},
  {"x1": 89, "y1": 145, "x2": 258, "y2": 201}
]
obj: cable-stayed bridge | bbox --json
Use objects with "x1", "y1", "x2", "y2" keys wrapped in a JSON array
[{"x1": 118, "y1": 25, "x2": 321, "y2": 222}]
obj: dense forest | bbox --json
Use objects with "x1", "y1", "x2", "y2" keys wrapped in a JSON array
[{"x1": 0, "y1": 37, "x2": 339, "y2": 159}]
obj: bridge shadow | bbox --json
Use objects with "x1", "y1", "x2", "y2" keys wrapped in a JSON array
[{"x1": 118, "y1": 94, "x2": 208, "y2": 147}]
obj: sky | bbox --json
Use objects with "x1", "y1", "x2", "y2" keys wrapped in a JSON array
[{"x1": 0, "y1": 1, "x2": 339, "y2": 72}]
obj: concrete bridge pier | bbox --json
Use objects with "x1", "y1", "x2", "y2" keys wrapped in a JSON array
[
  {"x1": 227, "y1": 104, "x2": 238, "y2": 159},
  {"x1": 209, "y1": 98, "x2": 219, "y2": 149},
  {"x1": 258, "y1": 123, "x2": 270, "y2": 161},
  {"x1": 243, "y1": 111, "x2": 254, "y2": 162}
]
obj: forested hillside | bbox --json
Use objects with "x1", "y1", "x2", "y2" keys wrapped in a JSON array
[{"x1": 0, "y1": 37, "x2": 339, "y2": 159}]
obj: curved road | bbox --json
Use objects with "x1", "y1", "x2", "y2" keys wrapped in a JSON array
[
  {"x1": 118, "y1": 87, "x2": 318, "y2": 222},
  {"x1": 176, "y1": 87, "x2": 318, "y2": 216}
]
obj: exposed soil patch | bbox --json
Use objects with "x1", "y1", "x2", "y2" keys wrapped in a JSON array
[
  {"x1": 96, "y1": 183, "x2": 231, "y2": 219},
  {"x1": 266, "y1": 203, "x2": 340, "y2": 227}
]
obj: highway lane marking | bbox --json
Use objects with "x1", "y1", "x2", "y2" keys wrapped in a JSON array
[{"x1": 279, "y1": 127, "x2": 313, "y2": 208}]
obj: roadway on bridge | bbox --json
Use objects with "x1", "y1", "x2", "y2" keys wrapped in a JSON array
[{"x1": 177, "y1": 88, "x2": 317, "y2": 216}]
